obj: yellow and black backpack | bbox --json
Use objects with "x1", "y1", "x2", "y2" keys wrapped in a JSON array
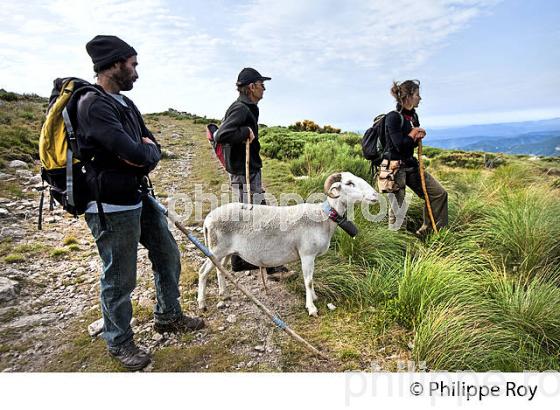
[{"x1": 38, "y1": 77, "x2": 101, "y2": 228}]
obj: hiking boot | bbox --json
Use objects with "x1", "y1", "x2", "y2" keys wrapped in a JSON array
[
  {"x1": 108, "y1": 340, "x2": 151, "y2": 371},
  {"x1": 266, "y1": 266, "x2": 296, "y2": 281},
  {"x1": 154, "y1": 314, "x2": 205, "y2": 334},
  {"x1": 231, "y1": 255, "x2": 259, "y2": 272}
]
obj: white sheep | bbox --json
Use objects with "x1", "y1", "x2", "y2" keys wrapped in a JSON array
[{"x1": 197, "y1": 171, "x2": 379, "y2": 316}]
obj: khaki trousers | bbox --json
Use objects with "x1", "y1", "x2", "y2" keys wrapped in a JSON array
[{"x1": 388, "y1": 167, "x2": 448, "y2": 233}]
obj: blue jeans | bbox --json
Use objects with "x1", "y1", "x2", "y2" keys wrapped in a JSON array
[{"x1": 85, "y1": 197, "x2": 183, "y2": 347}]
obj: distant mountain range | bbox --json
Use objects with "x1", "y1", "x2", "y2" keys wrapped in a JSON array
[{"x1": 424, "y1": 118, "x2": 560, "y2": 157}]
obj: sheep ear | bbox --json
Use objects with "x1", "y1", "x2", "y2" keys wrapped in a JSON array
[{"x1": 327, "y1": 182, "x2": 341, "y2": 198}]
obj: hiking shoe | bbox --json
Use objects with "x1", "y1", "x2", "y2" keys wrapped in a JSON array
[
  {"x1": 154, "y1": 314, "x2": 205, "y2": 334},
  {"x1": 108, "y1": 340, "x2": 151, "y2": 371},
  {"x1": 266, "y1": 266, "x2": 296, "y2": 281}
]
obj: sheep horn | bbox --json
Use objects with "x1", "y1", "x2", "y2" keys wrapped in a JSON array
[{"x1": 324, "y1": 173, "x2": 342, "y2": 198}]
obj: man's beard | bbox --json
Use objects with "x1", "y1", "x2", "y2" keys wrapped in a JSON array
[{"x1": 113, "y1": 65, "x2": 136, "y2": 91}]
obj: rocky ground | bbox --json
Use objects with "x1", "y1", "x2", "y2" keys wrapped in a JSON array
[{"x1": 0, "y1": 118, "x2": 334, "y2": 372}]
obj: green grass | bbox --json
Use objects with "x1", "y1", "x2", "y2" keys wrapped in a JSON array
[
  {"x1": 4, "y1": 253, "x2": 25, "y2": 263},
  {"x1": 0, "y1": 94, "x2": 45, "y2": 168},
  {"x1": 50, "y1": 247, "x2": 70, "y2": 258},
  {"x1": 258, "y1": 126, "x2": 560, "y2": 371}
]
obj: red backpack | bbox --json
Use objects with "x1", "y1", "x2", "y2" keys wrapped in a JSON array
[{"x1": 206, "y1": 123, "x2": 226, "y2": 168}]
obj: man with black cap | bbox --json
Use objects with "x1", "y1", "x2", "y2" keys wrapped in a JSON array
[
  {"x1": 214, "y1": 67, "x2": 290, "y2": 278},
  {"x1": 76, "y1": 35, "x2": 204, "y2": 371}
]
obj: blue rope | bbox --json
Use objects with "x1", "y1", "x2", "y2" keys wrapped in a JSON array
[
  {"x1": 187, "y1": 233, "x2": 213, "y2": 258},
  {"x1": 272, "y1": 316, "x2": 287, "y2": 330}
]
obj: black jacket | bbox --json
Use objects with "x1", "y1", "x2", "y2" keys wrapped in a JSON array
[
  {"x1": 76, "y1": 89, "x2": 161, "y2": 205},
  {"x1": 385, "y1": 107, "x2": 420, "y2": 168},
  {"x1": 214, "y1": 95, "x2": 262, "y2": 175}
]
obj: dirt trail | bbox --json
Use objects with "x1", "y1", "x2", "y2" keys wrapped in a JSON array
[{"x1": 0, "y1": 118, "x2": 335, "y2": 372}]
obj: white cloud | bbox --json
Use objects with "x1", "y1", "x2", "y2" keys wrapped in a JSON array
[
  {"x1": 3, "y1": 0, "x2": 555, "y2": 129},
  {"x1": 230, "y1": 0, "x2": 498, "y2": 78}
]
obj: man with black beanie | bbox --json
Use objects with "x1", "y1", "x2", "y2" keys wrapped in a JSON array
[{"x1": 76, "y1": 35, "x2": 204, "y2": 371}]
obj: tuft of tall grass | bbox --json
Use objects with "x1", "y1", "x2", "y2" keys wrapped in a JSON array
[
  {"x1": 488, "y1": 270, "x2": 560, "y2": 352},
  {"x1": 477, "y1": 187, "x2": 560, "y2": 278},
  {"x1": 395, "y1": 249, "x2": 489, "y2": 328},
  {"x1": 313, "y1": 252, "x2": 401, "y2": 308},
  {"x1": 413, "y1": 304, "x2": 555, "y2": 371}
]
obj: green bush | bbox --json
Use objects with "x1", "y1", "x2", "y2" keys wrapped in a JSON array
[
  {"x1": 420, "y1": 146, "x2": 443, "y2": 158},
  {"x1": 260, "y1": 127, "x2": 341, "y2": 160},
  {"x1": 434, "y1": 151, "x2": 486, "y2": 169},
  {"x1": 0, "y1": 90, "x2": 20, "y2": 102}
]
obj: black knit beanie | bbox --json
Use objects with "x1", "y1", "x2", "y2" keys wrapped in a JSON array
[{"x1": 86, "y1": 35, "x2": 137, "y2": 72}]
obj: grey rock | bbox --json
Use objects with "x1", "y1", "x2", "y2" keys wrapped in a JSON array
[
  {"x1": 216, "y1": 301, "x2": 227, "y2": 309},
  {"x1": 254, "y1": 345, "x2": 265, "y2": 353},
  {"x1": 0, "y1": 228, "x2": 25, "y2": 239},
  {"x1": 28, "y1": 175, "x2": 43, "y2": 185},
  {"x1": 152, "y1": 333, "x2": 163, "y2": 342},
  {"x1": 327, "y1": 303, "x2": 337, "y2": 311},
  {"x1": 15, "y1": 170, "x2": 32, "y2": 178},
  {"x1": 88, "y1": 317, "x2": 137, "y2": 337},
  {"x1": 88, "y1": 318, "x2": 103, "y2": 337},
  {"x1": 0, "y1": 173, "x2": 11, "y2": 181},
  {"x1": 0, "y1": 277, "x2": 18, "y2": 302},
  {"x1": 8, "y1": 160, "x2": 28, "y2": 169},
  {"x1": 74, "y1": 267, "x2": 86, "y2": 276},
  {"x1": 4, "y1": 313, "x2": 58, "y2": 329},
  {"x1": 226, "y1": 314, "x2": 237, "y2": 324},
  {"x1": 0, "y1": 208, "x2": 9, "y2": 216},
  {"x1": 0, "y1": 197, "x2": 9, "y2": 203}
]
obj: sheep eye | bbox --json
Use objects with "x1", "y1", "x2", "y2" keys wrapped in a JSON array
[{"x1": 345, "y1": 181, "x2": 354, "y2": 186}]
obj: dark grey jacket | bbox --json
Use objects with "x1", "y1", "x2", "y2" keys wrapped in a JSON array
[{"x1": 214, "y1": 95, "x2": 262, "y2": 175}]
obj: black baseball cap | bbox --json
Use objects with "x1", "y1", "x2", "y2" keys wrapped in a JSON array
[{"x1": 236, "y1": 67, "x2": 271, "y2": 86}]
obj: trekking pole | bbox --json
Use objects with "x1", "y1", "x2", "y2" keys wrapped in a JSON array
[
  {"x1": 417, "y1": 140, "x2": 438, "y2": 233},
  {"x1": 147, "y1": 196, "x2": 330, "y2": 361}
]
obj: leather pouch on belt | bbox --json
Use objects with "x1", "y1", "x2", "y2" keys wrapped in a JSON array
[{"x1": 378, "y1": 169, "x2": 396, "y2": 193}]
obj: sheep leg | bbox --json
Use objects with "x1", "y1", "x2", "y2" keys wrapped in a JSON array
[
  {"x1": 260, "y1": 267, "x2": 268, "y2": 294},
  {"x1": 311, "y1": 283, "x2": 318, "y2": 302},
  {"x1": 300, "y1": 255, "x2": 318, "y2": 316},
  {"x1": 197, "y1": 258, "x2": 214, "y2": 310},
  {"x1": 217, "y1": 256, "x2": 230, "y2": 300}
]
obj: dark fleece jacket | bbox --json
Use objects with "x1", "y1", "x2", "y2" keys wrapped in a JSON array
[
  {"x1": 214, "y1": 95, "x2": 262, "y2": 175},
  {"x1": 76, "y1": 90, "x2": 161, "y2": 204}
]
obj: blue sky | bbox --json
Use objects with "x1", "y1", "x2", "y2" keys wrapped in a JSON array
[{"x1": 0, "y1": 0, "x2": 558, "y2": 129}]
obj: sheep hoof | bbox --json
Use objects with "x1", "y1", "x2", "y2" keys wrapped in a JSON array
[{"x1": 308, "y1": 308, "x2": 318, "y2": 317}]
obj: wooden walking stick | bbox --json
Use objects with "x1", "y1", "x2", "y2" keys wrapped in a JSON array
[
  {"x1": 417, "y1": 140, "x2": 438, "y2": 233},
  {"x1": 147, "y1": 196, "x2": 329, "y2": 360},
  {"x1": 245, "y1": 139, "x2": 251, "y2": 203},
  {"x1": 245, "y1": 138, "x2": 269, "y2": 292}
]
